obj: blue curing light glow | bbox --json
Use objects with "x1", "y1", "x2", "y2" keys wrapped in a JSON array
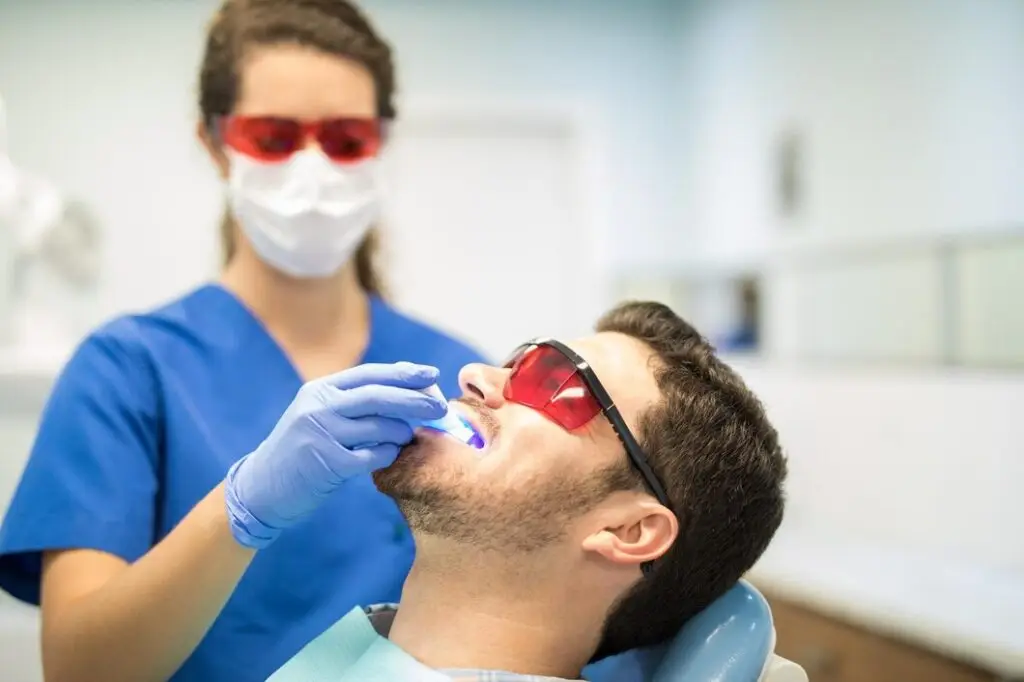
[
  {"x1": 420, "y1": 412, "x2": 485, "y2": 450},
  {"x1": 460, "y1": 416, "x2": 486, "y2": 450},
  {"x1": 449, "y1": 414, "x2": 485, "y2": 450}
]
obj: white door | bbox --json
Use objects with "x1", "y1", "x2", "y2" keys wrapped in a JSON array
[{"x1": 379, "y1": 112, "x2": 603, "y2": 363}]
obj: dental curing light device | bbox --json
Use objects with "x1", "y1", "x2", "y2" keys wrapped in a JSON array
[{"x1": 419, "y1": 385, "x2": 485, "y2": 449}]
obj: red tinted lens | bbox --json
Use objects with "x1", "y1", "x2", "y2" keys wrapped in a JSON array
[
  {"x1": 318, "y1": 118, "x2": 382, "y2": 163},
  {"x1": 221, "y1": 116, "x2": 302, "y2": 161},
  {"x1": 504, "y1": 345, "x2": 601, "y2": 430}
]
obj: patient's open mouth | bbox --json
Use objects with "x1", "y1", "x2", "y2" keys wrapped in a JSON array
[
  {"x1": 417, "y1": 413, "x2": 486, "y2": 451},
  {"x1": 449, "y1": 405, "x2": 487, "y2": 450}
]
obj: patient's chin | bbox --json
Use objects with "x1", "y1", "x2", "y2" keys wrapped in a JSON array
[
  {"x1": 374, "y1": 459, "x2": 603, "y2": 553},
  {"x1": 373, "y1": 436, "x2": 456, "y2": 499},
  {"x1": 372, "y1": 442, "x2": 423, "y2": 497}
]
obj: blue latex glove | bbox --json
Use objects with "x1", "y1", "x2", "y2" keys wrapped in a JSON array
[{"x1": 224, "y1": 362, "x2": 447, "y2": 549}]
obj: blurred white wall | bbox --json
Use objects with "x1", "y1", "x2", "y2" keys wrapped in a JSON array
[
  {"x1": 0, "y1": 0, "x2": 682, "y2": 323},
  {"x1": 670, "y1": 0, "x2": 1024, "y2": 573},
  {"x1": 672, "y1": 0, "x2": 1024, "y2": 363},
  {"x1": 675, "y1": 0, "x2": 1024, "y2": 258},
  {"x1": 731, "y1": 358, "x2": 1024, "y2": 573}
]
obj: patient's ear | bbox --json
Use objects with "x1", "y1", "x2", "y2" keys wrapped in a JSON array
[{"x1": 581, "y1": 497, "x2": 677, "y2": 567}]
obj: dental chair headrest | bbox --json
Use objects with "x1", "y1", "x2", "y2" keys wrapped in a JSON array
[{"x1": 584, "y1": 580, "x2": 807, "y2": 682}]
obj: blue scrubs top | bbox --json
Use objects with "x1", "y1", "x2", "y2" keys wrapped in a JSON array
[{"x1": 0, "y1": 284, "x2": 485, "y2": 682}]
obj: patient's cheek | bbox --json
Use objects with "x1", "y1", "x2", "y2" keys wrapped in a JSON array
[{"x1": 482, "y1": 422, "x2": 580, "y2": 483}]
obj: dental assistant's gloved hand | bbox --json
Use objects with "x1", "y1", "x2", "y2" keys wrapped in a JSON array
[{"x1": 223, "y1": 362, "x2": 447, "y2": 549}]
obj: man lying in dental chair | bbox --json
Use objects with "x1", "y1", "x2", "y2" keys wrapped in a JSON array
[{"x1": 270, "y1": 301, "x2": 789, "y2": 682}]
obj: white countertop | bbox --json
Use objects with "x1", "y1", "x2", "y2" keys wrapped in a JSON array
[
  {"x1": 748, "y1": 530, "x2": 1024, "y2": 679},
  {"x1": 0, "y1": 595, "x2": 42, "y2": 682}
]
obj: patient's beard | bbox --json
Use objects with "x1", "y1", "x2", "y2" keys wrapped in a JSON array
[{"x1": 373, "y1": 445, "x2": 628, "y2": 553}]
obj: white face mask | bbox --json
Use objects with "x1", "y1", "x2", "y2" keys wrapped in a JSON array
[{"x1": 227, "y1": 148, "x2": 380, "y2": 279}]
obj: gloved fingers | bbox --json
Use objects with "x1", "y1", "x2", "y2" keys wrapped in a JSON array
[
  {"x1": 318, "y1": 415, "x2": 415, "y2": 448},
  {"x1": 351, "y1": 443, "x2": 402, "y2": 471},
  {"x1": 329, "y1": 384, "x2": 447, "y2": 421},
  {"x1": 323, "y1": 362, "x2": 439, "y2": 391}
]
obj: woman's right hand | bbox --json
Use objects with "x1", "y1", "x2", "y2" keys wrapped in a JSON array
[{"x1": 223, "y1": 362, "x2": 447, "y2": 549}]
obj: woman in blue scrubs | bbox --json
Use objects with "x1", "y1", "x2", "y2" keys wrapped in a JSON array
[{"x1": 0, "y1": 1, "x2": 484, "y2": 680}]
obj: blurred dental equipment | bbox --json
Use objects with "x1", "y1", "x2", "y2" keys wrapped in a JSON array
[
  {"x1": 0, "y1": 90, "x2": 102, "y2": 350},
  {"x1": 418, "y1": 384, "x2": 485, "y2": 449}
]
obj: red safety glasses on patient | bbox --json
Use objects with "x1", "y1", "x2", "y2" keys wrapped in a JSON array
[
  {"x1": 503, "y1": 338, "x2": 671, "y2": 514},
  {"x1": 219, "y1": 116, "x2": 383, "y2": 164}
]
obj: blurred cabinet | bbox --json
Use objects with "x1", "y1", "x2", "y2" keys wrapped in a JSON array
[
  {"x1": 764, "y1": 249, "x2": 946, "y2": 364},
  {"x1": 622, "y1": 229, "x2": 1024, "y2": 368},
  {"x1": 612, "y1": 272, "x2": 761, "y2": 354},
  {"x1": 955, "y1": 240, "x2": 1024, "y2": 367},
  {"x1": 765, "y1": 594, "x2": 1004, "y2": 682},
  {"x1": 761, "y1": 231, "x2": 1024, "y2": 368}
]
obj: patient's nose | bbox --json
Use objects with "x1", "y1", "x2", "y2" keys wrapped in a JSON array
[{"x1": 458, "y1": 363, "x2": 509, "y2": 409}]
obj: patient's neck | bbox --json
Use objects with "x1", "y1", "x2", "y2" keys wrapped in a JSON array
[{"x1": 388, "y1": 545, "x2": 604, "y2": 679}]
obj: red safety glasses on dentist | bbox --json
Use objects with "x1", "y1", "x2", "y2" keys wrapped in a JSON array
[
  {"x1": 503, "y1": 338, "x2": 671, "y2": 516},
  {"x1": 219, "y1": 115, "x2": 383, "y2": 164}
]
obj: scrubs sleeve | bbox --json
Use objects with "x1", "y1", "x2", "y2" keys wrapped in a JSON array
[{"x1": 0, "y1": 321, "x2": 161, "y2": 604}]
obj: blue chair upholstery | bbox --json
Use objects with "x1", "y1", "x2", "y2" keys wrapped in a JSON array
[{"x1": 584, "y1": 580, "x2": 794, "y2": 682}]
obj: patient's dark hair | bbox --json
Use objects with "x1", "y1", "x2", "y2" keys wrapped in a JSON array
[{"x1": 591, "y1": 301, "x2": 788, "y2": 660}]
